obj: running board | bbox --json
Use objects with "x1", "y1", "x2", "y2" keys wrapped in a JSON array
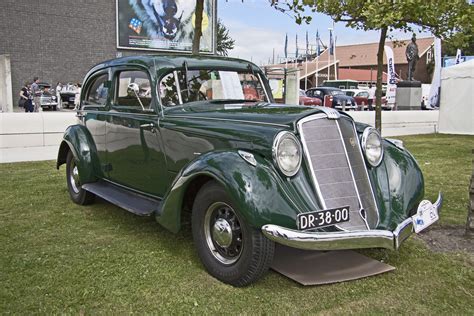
[{"x1": 82, "y1": 181, "x2": 162, "y2": 216}]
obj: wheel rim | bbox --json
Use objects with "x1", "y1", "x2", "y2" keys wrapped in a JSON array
[
  {"x1": 69, "y1": 159, "x2": 81, "y2": 194},
  {"x1": 204, "y1": 202, "x2": 243, "y2": 265}
]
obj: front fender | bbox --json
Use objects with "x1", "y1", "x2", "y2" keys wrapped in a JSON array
[
  {"x1": 157, "y1": 150, "x2": 315, "y2": 233},
  {"x1": 56, "y1": 124, "x2": 100, "y2": 184},
  {"x1": 370, "y1": 141, "x2": 425, "y2": 230}
]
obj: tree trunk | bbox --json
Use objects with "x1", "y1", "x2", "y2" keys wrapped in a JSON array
[
  {"x1": 192, "y1": 0, "x2": 204, "y2": 55},
  {"x1": 375, "y1": 27, "x2": 387, "y2": 131},
  {"x1": 467, "y1": 149, "x2": 474, "y2": 236}
]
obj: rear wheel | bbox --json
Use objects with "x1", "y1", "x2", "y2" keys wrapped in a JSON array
[
  {"x1": 192, "y1": 181, "x2": 274, "y2": 286},
  {"x1": 66, "y1": 151, "x2": 95, "y2": 205}
]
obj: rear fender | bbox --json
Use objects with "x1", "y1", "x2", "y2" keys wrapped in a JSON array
[{"x1": 56, "y1": 124, "x2": 100, "y2": 184}]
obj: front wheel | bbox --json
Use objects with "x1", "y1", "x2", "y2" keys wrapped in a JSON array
[
  {"x1": 66, "y1": 151, "x2": 95, "y2": 205},
  {"x1": 192, "y1": 181, "x2": 274, "y2": 286}
]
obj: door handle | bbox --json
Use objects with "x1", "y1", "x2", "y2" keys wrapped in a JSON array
[{"x1": 140, "y1": 123, "x2": 157, "y2": 133}]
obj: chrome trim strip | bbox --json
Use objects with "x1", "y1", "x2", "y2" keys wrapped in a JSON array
[
  {"x1": 334, "y1": 120, "x2": 369, "y2": 230},
  {"x1": 350, "y1": 121, "x2": 381, "y2": 227},
  {"x1": 173, "y1": 70, "x2": 183, "y2": 105},
  {"x1": 257, "y1": 73, "x2": 271, "y2": 103},
  {"x1": 163, "y1": 115, "x2": 289, "y2": 128},
  {"x1": 296, "y1": 113, "x2": 328, "y2": 210}
]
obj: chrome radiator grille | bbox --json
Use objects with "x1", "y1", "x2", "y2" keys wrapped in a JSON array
[{"x1": 298, "y1": 115, "x2": 379, "y2": 231}]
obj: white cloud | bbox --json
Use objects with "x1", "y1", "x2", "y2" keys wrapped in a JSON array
[{"x1": 225, "y1": 20, "x2": 286, "y2": 66}]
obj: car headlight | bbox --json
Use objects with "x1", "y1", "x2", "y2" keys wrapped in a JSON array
[
  {"x1": 361, "y1": 127, "x2": 383, "y2": 167},
  {"x1": 52, "y1": 96, "x2": 56, "y2": 100},
  {"x1": 272, "y1": 131, "x2": 302, "y2": 177}
]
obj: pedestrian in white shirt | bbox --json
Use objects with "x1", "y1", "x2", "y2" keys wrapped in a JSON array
[{"x1": 368, "y1": 84, "x2": 376, "y2": 111}]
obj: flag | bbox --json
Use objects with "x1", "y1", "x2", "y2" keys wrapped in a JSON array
[
  {"x1": 295, "y1": 34, "x2": 298, "y2": 59},
  {"x1": 329, "y1": 29, "x2": 334, "y2": 55},
  {"x1": 316, "y1": 30, "x2": 320, "y2": 56},
  {"x1": 428, "y1": 38, "x2": 442, "y2": 108},
  {"x1": 384, "y1": 45, "x2": 397, "y2": 105},
  {"x1": 284, "y1": 33, "x2": 288, "y2": 59},
  {"x1": 455, "y1": 48, "x2": 462, "y2": 64},
  {"x1": 306, "y1": 31, "x2": 309, "y2": 56}
]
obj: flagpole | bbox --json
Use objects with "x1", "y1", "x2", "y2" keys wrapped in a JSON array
[
  {"x1": 327, "y1": 28, "x2": 331, "y2": 80},
  {"x1": 316, "y1": 30, "x2": 320, "y2": 87},
  {"x1": 333, "y1": 21, "x2": 337, "y2": 80}
]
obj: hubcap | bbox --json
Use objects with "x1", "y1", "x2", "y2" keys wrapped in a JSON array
[
  {"x1": 69, "y1": 161, "x2": 80, "y2": 194},
  {"x1": 204, "y1": 202, "x2": 243, "y2": 265},
  {"x1": 212, "y1": 218, "x2": 233, "y2": 248}
]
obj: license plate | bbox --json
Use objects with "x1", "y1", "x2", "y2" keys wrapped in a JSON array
[
  {"x1": 411, "y1": 200, "x2": 439, "y2": 233},
  {"x1": 297, "y1": 206, "x2": 350, "y2": 230}
]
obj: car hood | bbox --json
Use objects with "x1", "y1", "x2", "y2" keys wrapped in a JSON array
[{"x1": 162, "y1": 102, "x2": 338, "y2": 129}]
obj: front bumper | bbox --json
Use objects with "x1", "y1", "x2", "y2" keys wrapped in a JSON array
[{"x1": 262, "y1": 193, "x2": 443, "y2": 251}]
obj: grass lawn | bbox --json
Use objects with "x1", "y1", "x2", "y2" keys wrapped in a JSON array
[{"x1": 0, "y1": 134, "x2": 473, "y2": 314}]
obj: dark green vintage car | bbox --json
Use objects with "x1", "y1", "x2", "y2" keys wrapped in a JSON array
[{"x1": 57, "y1": 55, "x2": 442, "y2": 286}]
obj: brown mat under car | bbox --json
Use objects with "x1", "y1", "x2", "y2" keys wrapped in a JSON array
[{"x1": 271, "y1": 244, "x2": 395, "y2": 286}]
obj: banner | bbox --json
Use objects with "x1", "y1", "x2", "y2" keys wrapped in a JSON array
[
  {"x1": 116, "y1": 0, "x2": 216, "y2": 53},
  {"x1": 428, "y1": 38, "x2": 442, "y2": 108},
  {"x1": 384, "y1": 45, "x2": 397, "y2": 105}
]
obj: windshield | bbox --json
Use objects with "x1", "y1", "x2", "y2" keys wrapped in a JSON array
[
  {"x1": 330, "y1": 90, "x2": 345, "y2": 96},
  {"x1": 159, "y1": 69, "x2": 269, "y2": 107}
]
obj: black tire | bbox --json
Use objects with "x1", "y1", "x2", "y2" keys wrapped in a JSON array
[
  {"x1": 66, "y1": 151, "x2": 95, "y2": 205},
  {"x1": 52, "y1": 105, "x2": 57, "y2": 111},
  {"x1": 192, "y1": 181, "x2": 274, "y2": 286}
]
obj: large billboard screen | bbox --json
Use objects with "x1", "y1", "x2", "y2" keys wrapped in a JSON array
[{"x1": 116, "y1": 0, "x2": 216, "y2": 53}]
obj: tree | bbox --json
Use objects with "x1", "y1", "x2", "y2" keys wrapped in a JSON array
[
  {"x1": 192, "y1": 0, "x2": 204, "y2": 54},
  {"x1": 270, "y1": 0, "x2": 474, "y2": 131},
  {"x1": 217, "y1": 19, "x2": 235, "y2": 56}
]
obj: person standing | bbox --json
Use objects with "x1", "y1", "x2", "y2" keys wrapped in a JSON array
[
  {"x1": 74, "y1": 83, "x2": 82, "y2": 109},
  {"x1": 367, "y1": 83, "x2": 376, "y2": 111},
  {"x1": 31, "y1": 77, "x2": 41, "y2": 112},
  {"x1": 56, "y1": 82, "x2": 63, "y2": 110},
  {"x1": 20, "y1": 82, "x2": 34, "y2": 112}
]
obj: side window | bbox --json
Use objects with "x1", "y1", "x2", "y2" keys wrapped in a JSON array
[
  {"x1": 159, "y1": 72, "x2": 179, "y2": 106},
  {"x1": 115, "y1": 70, "x2": 153, "y2": 111},
  {"x1": 84, "y1": 73, "x2": 109, "y2": 106}
]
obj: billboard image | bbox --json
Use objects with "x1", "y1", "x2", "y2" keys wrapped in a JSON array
[{"x1": 116, "y1": 0, "x2": 216, "y2": 53}]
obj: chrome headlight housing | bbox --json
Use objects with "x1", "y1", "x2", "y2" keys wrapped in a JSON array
[
  {"x1": 272, "y1": 131, "x2": 302, "y2": 177},
  {"x1": 361, "y1": 127, "x2": 384, "y2": 167}
]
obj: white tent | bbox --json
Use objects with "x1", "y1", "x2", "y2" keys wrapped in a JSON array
[{"x1": 438, "y1": 59, "x2": 474, "y2": 135}]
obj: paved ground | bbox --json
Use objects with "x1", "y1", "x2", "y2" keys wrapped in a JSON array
[{"x1": 0, "y1": 145, "x2": 58, "y2": 163}]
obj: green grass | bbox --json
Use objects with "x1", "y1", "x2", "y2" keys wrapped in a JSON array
[{"x1": 0, "y1": 134, "x2": 473, "y2": 314}]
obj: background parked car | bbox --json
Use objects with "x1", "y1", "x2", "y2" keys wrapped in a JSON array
[
  {"x1": 299, "y1": 89, "x2": 322, "y2": 106},
  {"x1": 306, "y1": 87, "x2": 357, "y2": 110},
  {"x1": 60, "y1": 83, "x2": 78, "y2": 109},
  {"x1": 37, "y1": 82, "x2": 58, "y2": 111},
  {"x1": 343, "y1": 89, "x2": 389, "y2": 110}
]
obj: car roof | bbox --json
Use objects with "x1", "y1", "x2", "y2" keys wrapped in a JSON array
[
  {"x1": 307, "y1": 87, "x2": 341, "y2": 91},
  {"x1": 86, "y1": 54, "x2": 262, "y2": 79}
]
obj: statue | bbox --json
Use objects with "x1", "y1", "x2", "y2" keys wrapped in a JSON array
[{"x1": 405, "y1": 34, "x2": 419, "y2": 81}]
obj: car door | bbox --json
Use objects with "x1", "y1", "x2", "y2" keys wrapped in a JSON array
[
  {"x1": 81, "y1": 69, "x2": 111, "y2": 177},
  {"x1": 105, "y1": 67, "x2": 168, "y2": 197}
]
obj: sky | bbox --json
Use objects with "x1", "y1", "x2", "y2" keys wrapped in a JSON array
[{"x1": 218, "y1": 0, "x2": 432, "y2": 65}]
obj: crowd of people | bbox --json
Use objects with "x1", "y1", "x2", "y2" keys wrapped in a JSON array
[{"x1": 18, "y1": 78, "x2": 82, "y2": 112}]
